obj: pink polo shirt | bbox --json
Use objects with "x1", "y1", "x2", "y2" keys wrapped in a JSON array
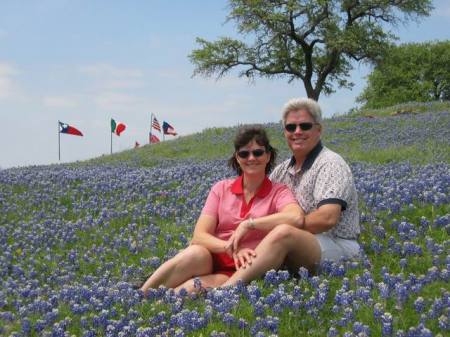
[{"x1": 201, "y1": 176, "x2": 298, "y2": 250}]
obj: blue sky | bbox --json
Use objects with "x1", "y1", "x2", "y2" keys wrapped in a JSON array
[{"x1": 1, "y1": 0, "x2": 449, "y2": 168}]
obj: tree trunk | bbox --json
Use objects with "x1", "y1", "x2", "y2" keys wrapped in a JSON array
[{"x1": 304, "y1": 80, "x2": 319, "y2": 101}]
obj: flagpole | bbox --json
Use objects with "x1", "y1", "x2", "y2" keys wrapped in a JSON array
[
  {"x1": 149, "y1": 113, "x2": 153, "y2": 144},
  {"x1": 58, "y1": 120, "x2": 61, "y2": 161},
  {"x1": 110, "y1": 127, "x2": 113, "y2": 155}
]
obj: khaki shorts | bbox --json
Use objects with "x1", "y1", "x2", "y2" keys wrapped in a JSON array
[{"x1": 315, "y1": 232, "x2": 360, "y2": 263}]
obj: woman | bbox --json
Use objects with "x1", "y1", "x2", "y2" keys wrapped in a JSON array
[{"x1": 139, "y1": 126, "x2": 303, "y2": 294}]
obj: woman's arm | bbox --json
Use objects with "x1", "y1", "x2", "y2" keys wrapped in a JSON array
[
  {"x1": 228, "y1": 203, "x2": 304, "y2": 252},
  {"x1": 242, "y1": 203, "x2": 304, "y2": 231},
  {"x1": 190, "y1": 214, "x2": 230, "y2": 254}
]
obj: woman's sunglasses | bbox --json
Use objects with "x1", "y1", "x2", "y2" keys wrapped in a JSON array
[
  {"x1": 284, "y1": 122, "x2": 317, "y2": 133},
  {"x1": 237, "y1": 149, "x2": 266, "y2": 159}
]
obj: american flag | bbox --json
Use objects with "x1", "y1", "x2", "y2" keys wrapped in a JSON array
[
  {"x1": 162, "y1": 121, "x2": 177, "y2": 136},
  {"x1": 152, "y1": 116, "x2": 161, "y2": 132}
]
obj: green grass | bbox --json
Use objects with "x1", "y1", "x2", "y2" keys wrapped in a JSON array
[
  {"x1": 348, "y1": 100, "x2": 450, "y2": 117},
  {"x1": 73, "y1": 102, "x2": 450, "y2": 168}
]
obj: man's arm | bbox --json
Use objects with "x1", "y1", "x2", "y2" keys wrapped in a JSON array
[
  {"x1": 305, "y1": 158, "x2": 352, "y2": 233},
  {"x1": 302, "y1": 203, "x2": 341, "y2": 234}
]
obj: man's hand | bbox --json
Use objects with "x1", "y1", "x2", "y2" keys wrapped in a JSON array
[{"x1": 233, "y1": 248, "x2": 257, "y2": 270}]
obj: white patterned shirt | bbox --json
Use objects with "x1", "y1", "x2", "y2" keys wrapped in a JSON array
[{"x1": 270, "y1": 142, "x2": 360, "y2": 239}]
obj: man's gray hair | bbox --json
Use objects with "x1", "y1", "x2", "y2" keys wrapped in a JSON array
[{"x1": 282, "y1": 98, "x2": 322, "y2": 125}]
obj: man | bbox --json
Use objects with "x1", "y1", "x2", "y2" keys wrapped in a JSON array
[{"x1": 222, "y1": 98, "x2": 360, "y2": 286}]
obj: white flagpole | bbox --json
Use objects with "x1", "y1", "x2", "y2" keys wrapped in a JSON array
[
  {"x1": 149, "y1": 113, "x2": 153, "y2": 144},
  {"x1": 58, "y1": 121, "x2": 61, "y2": 161}
]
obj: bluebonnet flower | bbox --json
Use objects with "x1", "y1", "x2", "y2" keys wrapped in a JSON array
[
  {"x1": 373, "y1": 303, "x2": 383, "y2": 321},
  {"x1": 381, "y1": 312, "x2": 393, "y2": 337},
  {"x1": 414, "y1": 297, "x2": 426, "y2": 313},
  {"x1": 399, "y1": 258, "x2": 407, "y2": 269},
  {"x1": 328, "y1": 327, "x2": 339, "y2": 337},
  {"x1": 223, "y1": 312, "x2": 235, "y2": 326},
  {"x1": 378, "y1": 282, "x2": 390, "y2": 299},
  {"x1": 355, "y1": 287, "x2": 371, "y2": 302},
  {"x1": 263, "y1": 269, "x2": 290, "y2": 286},
  {"x1": 253, "y1": 299, "x2": 265, "y2": 316},
  {"x1": 395, "y1": 330, "x2": 405, "y2": 337},
  {"x1": 395, "y1": 283, "x2": 409, "y2": 308},
  {"x1": 370, "y1": 239, "x2": 383, "y2": 254},
  {"x1": 192, "y1": 277, "x2": 202, "y2": 290},
  {"x1": 238, "y1": 318, "x2": 248, "y2": 329},
  {"x1": 82, "y1": 330, "x2": 96, "y2": 337},
  {"x1": 373, "y1": 225, "x2": 386, "y2": 239},
  {"x1": 298, "y1": 266, "x2": 309, "y2": 280},
  {"x1": 149, "y1": 256, "x2": 160, "y2": 268},
  {"x1": 438, "y1": 314, "x2": 449, "y2": 330},
  {"x1": 263, "y1": 315, "x2": 279, "y2": 333}
]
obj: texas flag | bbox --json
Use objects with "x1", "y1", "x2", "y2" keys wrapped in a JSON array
[{"x1": 59, "y1": 121, "x2": 83, "y2": 136}]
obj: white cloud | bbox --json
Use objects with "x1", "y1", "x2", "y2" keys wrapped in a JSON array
[
  {"x1": 102, "y1": 79, "x2": 145, "y2": 90},
  {"x1": 79, "y1": 63, "x2": 146, "y2": 103},
  {"x1": 79, "y1": 64, "x2": 143, "y2": 79},
  {"x1": 0, "y1": 62, "x2": 18, "y2": 99},
  {"x1": 43, "y1": 95, "x2": 79, "y2": 108},
  {"x1": 95, "y1": 92, "x2": 142, "y2": 111},
  {"x1": 0, "y1": 63, "x2": 17, "y2": 77}
]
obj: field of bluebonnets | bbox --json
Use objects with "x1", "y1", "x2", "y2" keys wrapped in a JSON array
[{"x1": 1, "y1": 104, "x2": 449, "y2": 337}]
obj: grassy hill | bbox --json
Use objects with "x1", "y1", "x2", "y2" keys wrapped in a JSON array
[
  {"x1": 1, "y1": 102, "x2": 449, "y2": 337},
  {"x1": 86, "y1": 101, "x2": 450, "y2": 167}
]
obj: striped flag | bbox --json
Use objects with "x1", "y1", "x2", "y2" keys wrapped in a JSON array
[
  {"x1": 163, "y1": 121, "x2": 177, "y2": 136},
  {"x1": 150, "y1": 134, "x2": 160, "y2": 143},
  {"x1": 152, "y1": 116, "x2": 161, "y2": 132}
]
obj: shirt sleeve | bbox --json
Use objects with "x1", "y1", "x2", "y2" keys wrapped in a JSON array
[
  {"x1": 273, "y1": 184, "x2": 298, "y2": 212},
  {"x1": 313, "y1": 160, "x2": 353, "y2": 210},
  {"x1": 200, "y1": 181, "x2": 222, "y2": 217}
]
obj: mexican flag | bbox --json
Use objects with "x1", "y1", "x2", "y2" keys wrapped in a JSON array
[{"x1": 111, "y1": 118, "x2": 126, "y2": 136}]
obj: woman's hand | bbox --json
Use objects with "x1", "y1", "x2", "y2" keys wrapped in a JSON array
[
  {"x1": 232, "y1": 248, "x2": 257, "y2": 270},
  {"x1": 225, "y1": 219, "x2": 252, "y2": 253}
]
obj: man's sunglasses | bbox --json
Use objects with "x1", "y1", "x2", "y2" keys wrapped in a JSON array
[
  {"x1": 284, "y1": 122, "x2": 318, "y2": 133},
  {"x1": 237, "y1": 149, "x2": 266, "y2": 159}
]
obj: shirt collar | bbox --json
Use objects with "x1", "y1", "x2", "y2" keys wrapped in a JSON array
[
  {"x1": 231, "y1": 175, "x2": 273, "y2": 198},
  {"x1": 289, "y1": 141, "x2": 323, "y2": 171}
]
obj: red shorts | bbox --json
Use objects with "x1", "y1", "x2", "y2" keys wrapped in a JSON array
[{"x1": 212, "y1": 252, "x2": 236, "y2": 277}]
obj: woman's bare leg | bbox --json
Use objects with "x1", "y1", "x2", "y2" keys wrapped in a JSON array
[
  {"x1": 175, "y1": 273, "x2": 230, "y2": 293},
  {"x1": 140, "y1": 245, "x2": 213, "y2": 293},
  {"x1": 221, "y1": 225, "x2": 321, "y2": 287}
]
